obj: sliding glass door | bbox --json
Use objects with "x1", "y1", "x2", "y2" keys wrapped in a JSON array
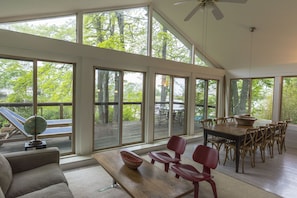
[
  {"x1": 93, "y1": 69, "x2": 144, "y2": 150},
  {"x1": 154, "y1": 74, "x2": 187, "y2": 140},
  {"x1": 194, "y1": 79, "x2": 218, "y2": 132}
]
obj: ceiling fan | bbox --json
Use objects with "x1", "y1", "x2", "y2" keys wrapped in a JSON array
[{"x1": 174, "y1": 0, "x2": 248, "y2": 21}]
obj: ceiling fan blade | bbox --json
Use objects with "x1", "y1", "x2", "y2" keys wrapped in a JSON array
[
  {"x1": 184, "y1": 4, "x2": 203, "y2": 21},
  {"x1": 218, "y1": 0, "x2": 248, "y2": 3},
  {"x1": 211, "y1": 3, "x2": 224, "y2": 20},
  {"x1": 174, "y1": 0, "x2": 195, "y2": 6}
]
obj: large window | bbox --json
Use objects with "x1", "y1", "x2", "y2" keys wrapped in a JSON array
[
  {"x1": 281, "y1": 77, "x2": 297, "y2": 124},
  {"x1": 83, "y1": 7, "x2": 148, "y2": 56},
  {"x1": 194, "y1": 79, "x2": 218, "y2": 132},
  {"x1": 0, "y1": 58, "x2": 74, "y2": 154},
  {"x1": 194, "y1": 50, "x2": 212, "y2": 67},
  {"x1": 230, "y1": 78, "x2": 274, "y2": 120},
  {"x1": 154, "y1": 74, "x2": 187, "y2": 140},
  {"x1": 94, "y1": 69, "x2": 144, "y2": 150},
  {"x1": 0, "y1": 16, "x2": 76, "y2": 42},
  {"x1": 152, "y1": 12, "x2": 192, "y2": 64},
  {"x1": 0, "y1": 5, "x2": 214, "y2": 67}
]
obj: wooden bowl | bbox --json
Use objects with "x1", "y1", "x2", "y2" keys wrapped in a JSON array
[
  {"x1": 235, "y1": 115, "x2": 257, "y2": 126},
  {"x1": 120, "y1": 150, "x2": 143, "y2": 169}
]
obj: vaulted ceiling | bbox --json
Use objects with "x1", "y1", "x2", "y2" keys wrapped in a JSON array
[{"x1": 1, "y1": 0, "x2": 297, "y2": 76}]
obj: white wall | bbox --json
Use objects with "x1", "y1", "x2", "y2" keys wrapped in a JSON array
[{"x1": 0, "y1": 29, "x2": 225, "y2": 155}]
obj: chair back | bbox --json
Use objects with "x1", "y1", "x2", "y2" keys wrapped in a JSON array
[
  {"x1": 243, "y1": 128, "x2": 257, "y2": 148},
  {"x1": 214, "y1": 117, "x2": 226, "y2": 125},
  {"x1": 167, "y1": 136, "x2": 187, "y2": 158},
  {"x1": 277, "y1": 121, "x2": 287, "y2": 137},
  {"x1": 225, "y1": 116, "x2": 235, "y2": 123},
  {"x1": 255, "y1": 126, "x2": 267, "y2": 144},
  {"x1": 267, "y1": 123, "x2": 277, "y2": 139},
  {"x1": 200, "y1": 119, "x2": 213, "y2": 127},
  {"x1": 192, "y1": 145, "x2": 219, "y2": 172}
]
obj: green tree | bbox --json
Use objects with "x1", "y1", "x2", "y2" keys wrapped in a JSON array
[
  {"x1": 0, "y1": 16, "x2": 76, "y2": 42},
  {"x1": 230, "y1": 79, "x2": 250, "y2": 115},
  {"x1": 282, "y1": 77, "x2": 297, "y2": 123}
]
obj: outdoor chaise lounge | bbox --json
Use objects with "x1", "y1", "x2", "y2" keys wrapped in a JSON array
[
  {"x1": 1, "y1": 107, "x2": 72, "y2": 127},
  {"x1": 0, "y1": 107, "x2": 72, "y2": 145}
]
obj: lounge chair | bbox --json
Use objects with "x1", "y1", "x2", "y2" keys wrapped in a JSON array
[
  {"x1": 0, "y1": 107, "x2": 72, "y2": 145},
  {"x1": 1, "y1": 107, "x2": 72, "y2": 127}
]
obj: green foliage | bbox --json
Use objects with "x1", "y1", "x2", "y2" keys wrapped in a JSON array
[
  {"x1": 195, "y1": 80, "x2": 205, "y2": 105},
  {"x1": 123, "y1": 105, "x2": 141, "y2": 121},
  {"x1": 251, "y1": 78, "x2": 273, "y2": 120},
  {"x1": 37, "y1": 62, "x2": 73, "y2": 103},
  {"x1": 0, "y1": 16, "x2": 76, "y2": 42},
  {"x1": 230, "y1": 78, "x2": 274, "y2": 120},
  {"x1": 152, "y1": 18, "x2": 191, "y2": 63},
  {"x1": 230, "y1": 79, "x2": 250, "y2": 115},
  {"x1": 0, "y1": 58, "x2": 73, "y2": 120},
  {"x1": 282, "y1": 77, "x2": 297, "y2": 123},
  {"x1": 83, "y1": 8, "x2": 148, "y2": 55}
]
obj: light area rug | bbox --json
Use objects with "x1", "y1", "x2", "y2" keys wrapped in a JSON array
[{"x1": 64, "y1": 152, "x2": 280, "y2": 198}]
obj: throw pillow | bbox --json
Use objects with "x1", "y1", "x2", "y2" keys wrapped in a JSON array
[{"x1": 0, "y1": 153, "x2": 12, "y2": 194}]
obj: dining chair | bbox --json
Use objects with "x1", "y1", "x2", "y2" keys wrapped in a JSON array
[
  {"x1": 266, "y1": 123, "x2": 277, "y2": 158},
  {"x1": 202, "y1": 118, "x2": 227, "y2": 163},
  {"x1": 274, "y1": 121, "x2": 288, "y2": 154},
  {"x1": 224, "y1": 116, "x2": 235, "y2": 123},
  {"x1": 214, "y1": 117, "x2": 226, "y2": 124},
  {"x1": 171, "y1": 145, "x2": 219, "y2": 198},
  {"x1": 254, "y1": 126, "x2": 268, "y2": 163},
  {"x1": 148, "y1": 135, "x2": 186, "y2": 172},
  {"x1": 201, "y1": 118, "x2": 213, "y2": 127},
  {"x1": 224, "y1": 128, "x2": 257, "y2": 173}
]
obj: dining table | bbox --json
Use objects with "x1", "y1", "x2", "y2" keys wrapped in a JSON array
[{"x1": 203, "y1": 122, "x2": 259, "y2": 173}]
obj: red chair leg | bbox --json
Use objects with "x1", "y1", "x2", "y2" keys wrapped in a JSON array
[
  {"x1": 164, "y1": 163, "x2": 169, "y2": 172},
  {"x1": 206, "y1": 179, "x2": 218, "y2": 198},
  {"x1": 151, "y1": 159, "x2": 155, "y2": 164},
  {"x1": 193, "y1": 182, "x2": 199, "y2": 198}
]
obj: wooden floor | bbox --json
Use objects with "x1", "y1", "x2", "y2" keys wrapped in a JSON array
[{"x1": 184, "y1": 125, "x2": 297, "y2": 198}]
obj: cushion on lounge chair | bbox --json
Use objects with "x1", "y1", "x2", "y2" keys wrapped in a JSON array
[
  {"x1": 0, "y1": 107, "x2": 72, "y2": 144},
  {"x1": 0, "y1": 153, "x2": 12, "y2": 194}
]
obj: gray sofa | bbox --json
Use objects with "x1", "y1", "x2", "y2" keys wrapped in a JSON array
[{"x1": 0, "y1": 147, "x2": 73, "y2": 198}]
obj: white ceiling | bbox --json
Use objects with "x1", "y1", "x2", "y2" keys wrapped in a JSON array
[{"x1": 1, "y1": 0, "x2": 297, "y2": 73}]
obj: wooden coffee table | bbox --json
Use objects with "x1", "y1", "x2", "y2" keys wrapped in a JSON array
[{"x1": 93, "y1": 149, "x2": 193, "y2": 198}]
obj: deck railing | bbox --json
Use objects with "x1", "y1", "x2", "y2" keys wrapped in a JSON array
[{"x1": 0, "y1": 102, "x2": 72, "y2": 119}]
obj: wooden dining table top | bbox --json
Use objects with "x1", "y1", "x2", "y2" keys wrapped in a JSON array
[
  {"x1": 204, "y1": 122, "x2": 258, "y2": 136},
  {"x1": 203, "y1": 120, "x2": 273, "y2": 136}
]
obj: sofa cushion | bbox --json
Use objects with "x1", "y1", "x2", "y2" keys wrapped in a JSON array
[
  {"x1": 6, "y1": 163, "x2": 68, "y2": 198},
  {"x1": 0, "y1": 153, "x2": 12, "y2": 194},
  {"x1": 16, "y1": 183, "x2": 73, "y2": 198},
  {"x1": 0, "y1": 187, "x2": 5, "y2": 198}
]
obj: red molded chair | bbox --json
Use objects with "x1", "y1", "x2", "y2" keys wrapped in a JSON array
[
  {"x1": 148, "y1": 135, "x2": 186, "y2": 172},
  {"x1": 171, "y1": 145, "x2": 219, "y2": 198}
]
